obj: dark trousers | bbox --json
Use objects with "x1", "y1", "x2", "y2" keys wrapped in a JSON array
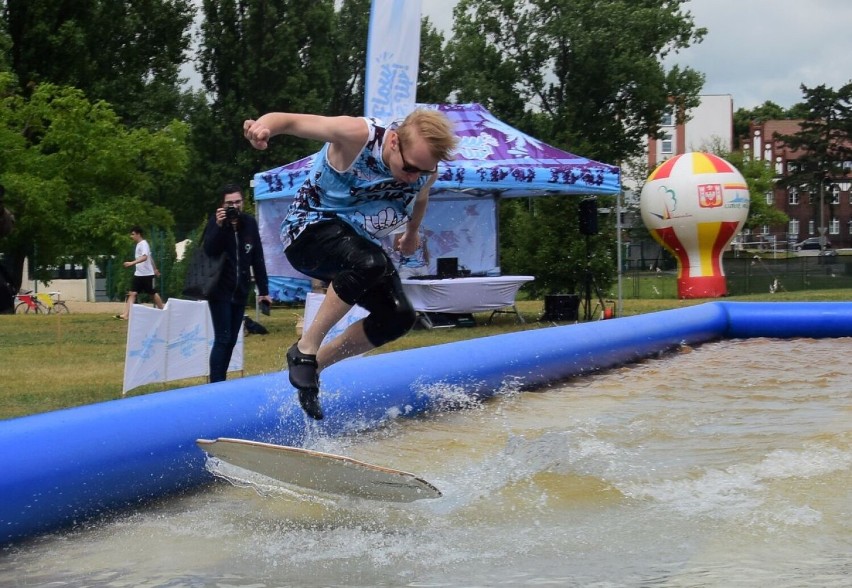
[{"x1": 208, "y1": 299, "x2": 244, "y2": 383}]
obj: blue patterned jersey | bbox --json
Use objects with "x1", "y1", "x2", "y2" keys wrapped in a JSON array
[{"x1": 280, "y1": 118, "x2": 429, "y2": 249}]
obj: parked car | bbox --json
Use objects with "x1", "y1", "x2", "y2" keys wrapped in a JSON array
[{"x1": 795, "y1": 237, "x2": 837, "y2": 256}]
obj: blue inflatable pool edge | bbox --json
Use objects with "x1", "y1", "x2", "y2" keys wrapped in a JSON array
[{"x1": 2, "y1": 301, "x2": 851, "y2": 545}]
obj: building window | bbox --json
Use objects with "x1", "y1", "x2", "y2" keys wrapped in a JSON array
[
  {"x1": 660, "y1": 110, "x2": 673, "y2": 127},
  {"x1": 808, "y1": 220, "x2": 815, "y2": 235},
  {"x1": 830, "y1": 218, "x2": 840, "y2": 235},
  {"x1": 765, "y1": 191, "x2": 773, "y2": 205},
  {"x1": 788, "y1": 187, "x2": 799, "y2": 205},
  {"x1": 660, "y1": 132, "x2": 672, "y2": 154},
  {"x1": 789, "y1": 219, "x2": 800, "y2": 237},
  {"x1": 848, "y1": 219, "x2": 852, "y2": 235},
  {"x1": 831, "y1": 185, "x2": 841, "y2": 205}
]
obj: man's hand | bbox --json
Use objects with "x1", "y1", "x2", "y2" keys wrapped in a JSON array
[
  {"x1": 395, "y1": 230, "x2": 420, "y2": 256},
  {"x1": 243, "y1": 119, "x2": 271, "y2": 150}
]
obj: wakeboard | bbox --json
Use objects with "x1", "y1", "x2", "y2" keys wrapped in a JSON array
[{"x1": 196, "y1": 437, "x2": 442, "y2": 502}]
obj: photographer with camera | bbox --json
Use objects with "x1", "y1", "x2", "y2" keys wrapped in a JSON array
[{"x1": 203, "y1": 183, "x2": 272, "y2": 383}]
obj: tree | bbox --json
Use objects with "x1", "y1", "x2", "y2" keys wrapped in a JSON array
[
  {"x1": 0, "y1": 78, "x2": 188, "y2": 291},
  {"x1": 785, "y1": 102, "x2": 812, "y2": 120},
  {"x1": 416, "y1": 17, "x2": 453, "y2": 105},
  {"x1": 185, "y1": 0, "x2": 341, "y2": 221},
  {"x1": 443, "y1": 0, "x2": 706, "y2": 163},
  {"x1": 3, "y1": 0, "x2": 196, "y2": 129},
  {"x1": 442, "y1": 0, "x2": 705, "y2": 296},
  {"x1": 733, "y1": 100, "x2": 786, "y2": 148},
  {"x1": 775, "y1": 83, "x2": 852, "y2": 242},
  {"x1": 500, "y1": 195, "x2": 616, "y2": 298},
  {"x1": 2, "y1": 0, "x2": 202, "y2": 237},
  {"x1": 0, "y1": 4, "x2": 10, "y2": 74},
  {"x1": 326, "y1": 0, "x2": 370, "y2": 116}
]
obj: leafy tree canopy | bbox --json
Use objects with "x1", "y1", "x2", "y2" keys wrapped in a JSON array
[
  {"x1": 416, "y1": 17, "x2": 453, "y2": 105},
  {"x1": 178, "y1": 0, "x2": 355, "y2": 233},
  {"x1": 440, "y1": 0, "x2": 704, "y2": 295},
  {"x1": 3, "y1": 0, "x2": 196, "y2": 128},
  {"x1": 775, "y1": 83, "x2": 852, "y2": 190},
  {"x1": 0, "y1": 76, "x2": 189, "y2": 286},
  {"x1": 443, "y1": 0, "x2": 706, "y2": 163},
  {"x1": 197, "y1": 0, "x2": 339, "y2": 173},
  {"x1": 500, "y1": 195, "x2": 616, "y2": 298},
  {"x1": 731, "y1": 100, "x2": 814, "y2": 149}
]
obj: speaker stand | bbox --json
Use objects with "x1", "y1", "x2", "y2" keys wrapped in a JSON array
[{"x1": 581, "y1": 234, "x2": 607, "y2": 322}]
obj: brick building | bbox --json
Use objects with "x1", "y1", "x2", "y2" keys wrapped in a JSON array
[{"x1": 743, "y1": 120, "x2": 852, "y2": 250}]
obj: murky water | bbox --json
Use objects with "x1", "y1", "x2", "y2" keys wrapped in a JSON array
[{"x1": 2, "y1": 338, "x2": 850, "y2": 587}]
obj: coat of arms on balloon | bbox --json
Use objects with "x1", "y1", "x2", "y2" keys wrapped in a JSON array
[{"x1": 640, "y1": 152, "x2": 750, "y2": 298}]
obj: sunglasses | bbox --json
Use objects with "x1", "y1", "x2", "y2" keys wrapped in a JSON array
[{"x1": 398, "y1": 137, "x2": 437, "y2": 175}]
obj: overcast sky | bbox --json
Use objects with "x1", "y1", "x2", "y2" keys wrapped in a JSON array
[{"x1": 422, "y1": 0, "x2": 852, "y2": 111}]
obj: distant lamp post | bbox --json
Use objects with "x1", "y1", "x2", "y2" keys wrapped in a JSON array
[{"x1": 818, "y1": 178, "x2": 827, "y2": 251}]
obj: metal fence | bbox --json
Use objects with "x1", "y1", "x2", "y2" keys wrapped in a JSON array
[
  {"x1": 725, "y1": 255, "x2": 852, "y2": 295},
  {"x1": 619, "y1": 255, "x2": 852, "y2": 299}
]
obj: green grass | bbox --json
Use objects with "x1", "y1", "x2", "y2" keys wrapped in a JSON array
[{"x1": 2, "y1": 290, "x2": 850, "y2": 420}]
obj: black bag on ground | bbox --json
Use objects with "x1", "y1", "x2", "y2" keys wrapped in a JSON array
[
  {"x1": 182, "y1": 234, "x2": 225, "y2": 299},
  {"x1": 243, "y1": 316, "x2": 269, "y2": 335}
]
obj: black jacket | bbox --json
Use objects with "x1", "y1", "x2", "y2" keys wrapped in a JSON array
[{"x1": 203, "y1": 213, "x2": 269, "y2": 303}]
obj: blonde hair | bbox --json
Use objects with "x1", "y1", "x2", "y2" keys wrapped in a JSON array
[{"x1": 397, "y1": 109, "x2": 458, "y2": 162}]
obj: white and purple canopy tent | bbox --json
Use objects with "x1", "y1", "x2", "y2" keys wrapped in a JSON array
[{"x1": 253, "y1": 103, "x2": 621, "y2": 302}]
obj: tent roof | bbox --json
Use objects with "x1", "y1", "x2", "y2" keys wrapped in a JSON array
[{"x1": 254, "y1": 103, "x2": 621, "y2": 200}]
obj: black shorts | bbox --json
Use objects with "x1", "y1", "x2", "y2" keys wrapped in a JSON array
[
  {"x1": 286, "y1": 219, "x2": 400, "y2": 304},
  {"x1": 131, "y1": 275, "x2": 158, "y2": 295},
  {"x1": 286, "y1": 219, "x2": 415, "y2": 346}
]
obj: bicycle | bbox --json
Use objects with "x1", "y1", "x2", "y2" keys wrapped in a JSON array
[
  {"x1": 41, "y1": 291, "x2": 70, "y2": 314},
  {"x1": 14, "y1": 291, "x2": 43, "y2": 314},
  {"x1": 14, "y1": 291, "x2": 70, "y2": 314}
]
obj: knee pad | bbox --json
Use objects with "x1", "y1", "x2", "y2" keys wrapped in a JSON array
[
  {"x1": 331, "y1": 249, "x2": 390, "y2": 305},
  {"x1": 363, "y1": 296, "x2": 417, "y2": 347}
]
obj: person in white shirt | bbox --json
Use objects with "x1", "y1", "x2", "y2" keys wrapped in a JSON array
[{"x1": 117, "y1": 226, "x2": 164, "y2": 320}]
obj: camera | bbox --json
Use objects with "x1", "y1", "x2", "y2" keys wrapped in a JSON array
[{"x1": 225, "y1": 205, "x2": 239, "y2": 221}]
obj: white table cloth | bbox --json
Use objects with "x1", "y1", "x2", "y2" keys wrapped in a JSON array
[{"x1": 401, "y1": 276, "x2": 534, "y2": 314}]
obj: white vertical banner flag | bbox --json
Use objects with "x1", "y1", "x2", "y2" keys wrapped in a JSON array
[
  {"x1": 122, "y1": 299, "x2": 244, "y2": 394},
  {"x1": 123, "y1": 304, "x2": 168, "y2": 393},
  {"x1": 364, "y1": 0, "x2": 423, "y2": 121}
]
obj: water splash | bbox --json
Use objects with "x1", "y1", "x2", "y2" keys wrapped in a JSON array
[{"x1": 620, "y1": 443, "x2": 851, "y2": 524}]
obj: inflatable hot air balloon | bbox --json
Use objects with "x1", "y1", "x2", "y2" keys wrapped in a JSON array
[{"x1": 640, "y1": 152, "x2": 750, "y2": 298}]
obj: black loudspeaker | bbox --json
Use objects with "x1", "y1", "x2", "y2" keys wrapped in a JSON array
[
  {"x1": 579, "y1": 198, "x2": 598, "y2": 236},
  {"x1": 543, "y1": 294, "x2": 580, "y2": 321},
  {"x1": 437, "y1": 257, "x2": 459, "y2": 278}
]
